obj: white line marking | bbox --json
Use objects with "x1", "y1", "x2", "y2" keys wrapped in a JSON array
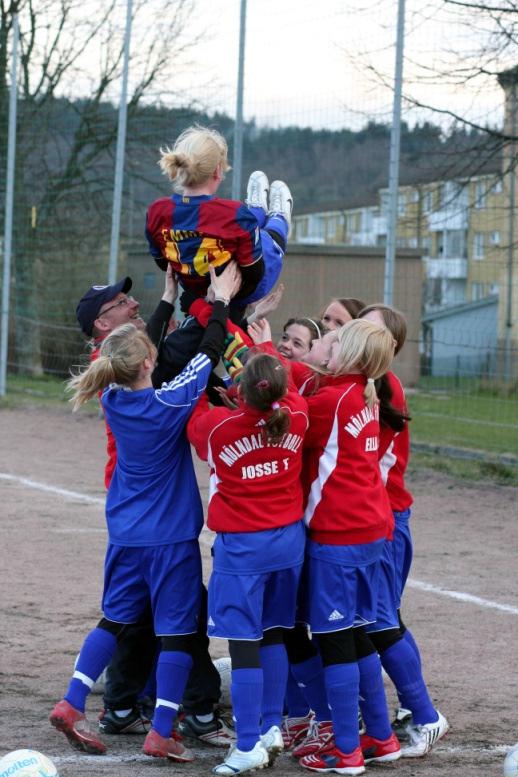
[
  {"x1": 407, "y1": 578, "x2": 518, "y2": 616},
  {"x1": 0, "y1": 472, "x2": 104, "y2": 505},
  {"x1": 4, "y1": 471, "x2": 518, "y2": 618},
  {"x1": 50, "y1": 744, "x2": 514, "y2": 765}
]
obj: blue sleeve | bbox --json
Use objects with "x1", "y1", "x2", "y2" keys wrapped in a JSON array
[{"x1": 154, "y1": 352, "x2": 212, "y2": 411}]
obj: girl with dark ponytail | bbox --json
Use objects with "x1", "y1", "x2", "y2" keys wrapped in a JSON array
[
  {"x1": 358, "y1": 304, "x2": 450, "y2": 757},
  {"x1": 187, "y1": 349, "x2": 309, "y2": 776}
]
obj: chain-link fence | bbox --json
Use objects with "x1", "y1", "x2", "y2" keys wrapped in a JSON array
[{"x1": 0, "y1": 0, "x2": 517, "y2": 456}]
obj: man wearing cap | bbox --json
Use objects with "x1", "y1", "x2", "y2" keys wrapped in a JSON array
[
  {"x1": 76, "y1": 270, "x2": 176, "y2": 488},
  {"x1": 74, "y1": 269, "x2": 233, "y2": 747}
]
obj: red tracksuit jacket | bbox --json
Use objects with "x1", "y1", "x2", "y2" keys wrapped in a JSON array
[
  {"x1": 378, "y1": 371, "x2": 413, "y2": 512},
  {"x1": 303, "y1": 373, "x2": 393, "y2": 545},
  {"x1": 187, "y1": 390, "x2": 309, "y2": 534}
]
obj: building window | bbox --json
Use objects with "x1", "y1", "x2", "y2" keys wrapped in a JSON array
[
  {"x1": 491, "y1": 180, "x2": 503, "y2": 195},
  {"x1": 490, "y1": 283, "x2": 500, "y2": 295},
  {"x1": 421, "y1": 237, "x2": 432, "y2": 256},
  {"x1": 327, "y1": 217, "x2": 337, "y2": 240},
  {"x1": 490, "y1": 231, "x2": 501, "y2": 246},
  {"x1": 397, "y1": 194, "x2": 406, "y2": 216},
  {"x1": 444, "y1": 229, "x2": 466, "y2": 258},
  {"x1": 473, "y1": 232, "x2": 484, "y2": 260},
  {"x1": 423, "y1": 190, "x2": 433, "y2": 213},
  {"x1": 308, "y1": 215, "x2": 325, "y2": 242},
  {"x1": 475, "y1": 181, "x2": 487, "y2": 209},
  {"x1": 471, "y1": 282, "x2": 485, "y2": 301},
  {"x1": 410, "y1": 189, "x2": 419, "y2": 203}
]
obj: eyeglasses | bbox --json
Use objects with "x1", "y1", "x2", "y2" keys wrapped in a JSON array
[{"x1": 98, "y1": 296, "x2": 135, "y2": 317}]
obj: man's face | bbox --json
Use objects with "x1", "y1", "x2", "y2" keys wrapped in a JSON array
[{"x1": 94, "y1": 292, "x2": 145, "y2": 336}]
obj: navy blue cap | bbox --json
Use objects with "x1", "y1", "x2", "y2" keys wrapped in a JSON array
[{"x1": 76, "y1": 277, "x2": 132, "y2": 336}]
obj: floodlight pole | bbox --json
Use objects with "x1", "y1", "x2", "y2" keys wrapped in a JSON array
[
  {"x1": 0, "y1": 14, "x2": 19, "y2": 397},
  {"x1": 504, "y1": 81, "x2": 516, "y2": 381},
  {"x1": 232, "y1": 0, "x2": 247, "y2": 199},
  {"x1": 384, "y1": 0, "x2": 406, "y2": 306},
  {"x1": 108, "y1": 0, "x2": 133, "y2": 285}
]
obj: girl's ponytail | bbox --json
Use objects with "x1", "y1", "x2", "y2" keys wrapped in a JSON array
[{"x1": 239, "y1": 354, "x2": 290, "y2": 445}]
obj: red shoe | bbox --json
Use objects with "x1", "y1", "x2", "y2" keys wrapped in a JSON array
[
  {"x1": 143, "y1": 728, "x2": 195, "y2": 762},
  {"x1": 50, "y1": 699, "x2": 106, "y2": 755},
  {"x1": 292, "y1": 720, "x2": 334, "y2": 758},
  {"x1": 282, "y1": 712, "x2": 314, "y2": 749},
  {"x1": 299, "y1": 743, "x2": 365, "y2": 774},
  {"x1": 360, "y1": 731, "x2": 401, "y2": 763}
]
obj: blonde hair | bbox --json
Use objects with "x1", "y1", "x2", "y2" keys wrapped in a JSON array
[
  {"x1": 333, "y1": 320, "x2": 395, "y2": 407},
  {"x1": 159, "y1": 125, "x2": 230, "y2": 191},
  {"x1": 67, "y1": 324, "x2": 157, "y2": 411}
]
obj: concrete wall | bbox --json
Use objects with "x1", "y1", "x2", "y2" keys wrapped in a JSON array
[{"x1": 126, "y1": 243, "x2": 423, "y2": 386}]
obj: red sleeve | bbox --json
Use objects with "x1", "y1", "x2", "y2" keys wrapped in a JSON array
[
  {"x1": 304, "y1": 389, "x2": 334, "y2": 450},
  {"x1": 187, "y1": 393, "x2": 230, "y2": 461},
  {"x1": 189, "y1": 298, "x2": 254, "y2": 347},
  {"x1": 91, "y1": 344, "x2": 117, "y2": 489}
]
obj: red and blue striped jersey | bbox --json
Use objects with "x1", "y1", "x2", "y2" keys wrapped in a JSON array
[{"x1": 146, "y1": 193, "x2": 263, "y2": 289}]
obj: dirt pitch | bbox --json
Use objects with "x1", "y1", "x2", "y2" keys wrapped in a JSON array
[{"x1": 1, "y1": 404, "x2": 517, "y2": 777}]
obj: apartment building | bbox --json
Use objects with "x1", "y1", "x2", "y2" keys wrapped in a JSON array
[{"x1": 292, "y1": 171, "x2": 505, "y2": 312}]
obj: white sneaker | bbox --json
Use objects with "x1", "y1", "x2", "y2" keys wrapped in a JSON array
[
  {"x1": 268, "y1": 180, "x2": 293, "y2": 228},
  {"x1": 246, "y1": 171, "x2": 269, "y2": 211},
  {"x1": 213, "y1": 740, "x2": 269, "y2": 774},
  {"x1": 400, "y1": 710, "x2": 449, "y2": 757},
  {"x1": 260, "y1": 724, "x2": 284, "y2": 757}
]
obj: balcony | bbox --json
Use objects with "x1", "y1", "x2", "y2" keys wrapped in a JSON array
[
  {"x1": 427, "y1": 208, "x2": 468, "y2": 232},
  {"x1": 348, "y1": 231, "x2": 377, "y2": 247},
  {"x1": 426, "y1": 257, "x2": 468, "y2": 279}
]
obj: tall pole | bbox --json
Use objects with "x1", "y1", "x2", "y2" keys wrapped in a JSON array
[
  {"x1": 232, "y1": 0, "x2": 247, "y2": 200},
  {"x1": 0, "y1": 15, "x2": 19, "y2": 397},
  {"x1": 108, "y1": 0, "x2": 133, "y2": 285},
  {"x1": 384, "y1": 0, "x2": 406, "y2": 306},
  {"x1": 504, "y1": 80, "x2": 516, "y2": 381}
]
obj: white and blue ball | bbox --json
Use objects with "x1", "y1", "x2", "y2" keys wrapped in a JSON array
[
  {"x1": 0, "y1": 750, "x2": 58, "y2": 777},
  {"x1": 213, "y1": 656, "x2": 232, "y2": 709},
  {"x1": 504, "y1": 743, "x2": 518, "y2": 777}
]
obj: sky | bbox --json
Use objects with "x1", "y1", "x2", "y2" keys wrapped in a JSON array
[
  {"x1": 172, "y1": 0, "x2": 508, "y2": 132},
  {"x1": 29, "y1": 0, "x2": 511, "y2": 133}
]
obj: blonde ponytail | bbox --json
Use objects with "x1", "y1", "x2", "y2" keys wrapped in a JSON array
[
  {"x1": 67, "y1": 324, "x2": 157, "y2": 411},
  {"x1": 332, "y1": 320, "x2": 396, "y2": 407},
  {"x1": 158, "y1": 125, "x2": 230, "y2": 191}
]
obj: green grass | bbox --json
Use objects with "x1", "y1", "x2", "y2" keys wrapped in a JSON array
[
  {"x1": 1, "y1": 373, "x2": 68, "y2": 407},
  {"x1": 408, "y1": 387, "x2": 518, "y2": 457},
  {"x1": 409, "y1": 452, "x2": 518, "y2": 487},
  {"x1": 2, "y1": 373, "x2": 518, "y2": 467}
]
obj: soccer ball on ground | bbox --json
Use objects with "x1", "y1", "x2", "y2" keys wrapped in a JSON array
[
  {"x1": 504, "y1": 743, "x2": 518, "y2": 777},
  {"x1": 213, "y1": 656, "x2": 232, "y2": 709},
  {"x1": 0, "y1": 749, "x2": 58, "y2": 777}
]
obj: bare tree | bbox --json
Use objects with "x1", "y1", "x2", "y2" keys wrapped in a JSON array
[{"x1": 0, "y1": 0, "x2": 198, "y2": 374}]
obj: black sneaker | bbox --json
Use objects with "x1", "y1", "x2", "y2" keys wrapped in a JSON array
[
  {"x1": 98, "y1": 707, "x2": 149, "y2": 735},
  {"x1": 177, "y1": 712, "x2": 236, "y2": 747},
  {"x1": 392, "y1": 707, "x2": 413, "y2": 743},
  {"x1": 138, "y1": 695, "x2": 156, "y2": 725}
]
